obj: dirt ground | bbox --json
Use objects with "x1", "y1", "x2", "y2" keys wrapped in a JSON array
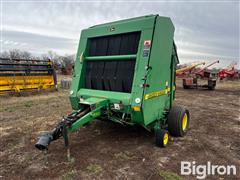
[{"x1": 0, "y1": 78, "x2": 239, "y2": 179}]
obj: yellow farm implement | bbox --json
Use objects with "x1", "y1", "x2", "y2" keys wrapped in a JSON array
[{"x1": 0, "y1": 58, "x2": 57, "y2": 95}]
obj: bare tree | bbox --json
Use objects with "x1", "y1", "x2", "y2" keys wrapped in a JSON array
[
  {"x1": 0, "y1": 51, "x2": 10, "y2": 58},
  {"x1": 21, "y1": 51, "x2": 32, "y2": 59},
  {"x1": 0, "y1": 49, "x2": 76, "y2": 74},
  {"x1": 1, "y1": 49, "x2": 33, "y2": 59},
  {"x1": 62, "y1": 55, "x2": 75, "y2": 67},
  {"x1": 47, "y1": 51, "x2": 57, "y2": 60},
  {"x1": 9, "y1": 49, "x2": 22, "y2": 59}
]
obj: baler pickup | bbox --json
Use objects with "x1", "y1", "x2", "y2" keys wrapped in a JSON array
[{"x1": 36, "y1": 14, "x2": 190, "y2": 152}]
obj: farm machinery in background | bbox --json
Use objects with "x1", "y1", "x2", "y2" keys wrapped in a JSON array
[
  {"x1": 0, "y1": 58, "x2": 57, "y2": 94},
  {"x1": 180, "y1": 60, "x2": 219, "y2": 90},
  {"x1": 218, "y1": 62, "x2": 239, "y2": 80},
  {"x1": 176, "y1": 62, "x2": 205, "y2": 77}
]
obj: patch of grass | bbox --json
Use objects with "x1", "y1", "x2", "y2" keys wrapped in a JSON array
[
  {"x1": 114, "y1": 151, "x2": 134, "y2": 161},
  {"x1": 62, "y1": 169, "x2": 78, "y2": 180},
  {"x1": 24, "y1": 101, "x2": 33, "y2": 107},
  {"x1": 4, "y1": 107, "x2": 16, "y2": 112},
  {"x1": 159, "y1": 170, "x2": 183, "y2": 180},
  {"x1": 86, "y1": 164, "x2": 103, "y2": 175}
]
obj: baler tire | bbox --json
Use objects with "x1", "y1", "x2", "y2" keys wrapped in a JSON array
[
  {"x1": 167, "y1": 106, "x2": 190, "y2": 137},
  {"x1": 155, "y1": 129, "x2": 169, "y2": 148}
]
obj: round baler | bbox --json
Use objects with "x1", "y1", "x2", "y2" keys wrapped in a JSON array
[{"x1": 36, "y1": 14, "x2": 190, "y2": 151}]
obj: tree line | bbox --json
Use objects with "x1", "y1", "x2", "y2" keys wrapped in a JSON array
[{"x1": 0, "y1": 49, "x2": 75, "y2": 70}]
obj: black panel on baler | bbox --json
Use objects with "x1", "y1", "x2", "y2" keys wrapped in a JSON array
[
  {"x1": 86, "y1": 31, "x2": 140, "y2": 93},
  {"x1": 88, "y1": 32, "x2": 140, "y2": 56},
  {"x1": 85, "y1": 61, "x2": 93, "y2": 88},
  {"x1": 85, "y1": 60, "x2": 135, "y2": 93}
]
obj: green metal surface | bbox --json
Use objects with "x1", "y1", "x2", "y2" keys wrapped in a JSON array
[
  {"x1": 78, "y1": 88, "x2": 131, "y2": 105},
  {"x1": 69, "y1": 14, "x2": 179, "y2": 130},
  {"x1": 68, "y1": 107, "x2": 101, "y2": 133},
  {"x1": 141, "y1": 17, "x2": 175, "y2": 125},
  {"x1": 85, "y1": 54, "x2": 136, "y2": 61},
  {"x1": 79, "y1": 97, "x2": 108, "y2": 107},
  {"x1": 68, "y1": 98, "x2": 108, "y2": 133}
]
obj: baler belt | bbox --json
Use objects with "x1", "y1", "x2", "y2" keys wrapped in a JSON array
[
  {"x1": 85, "y1": 60, "x2": 135, "y2": 93},
  {"x1": 86, "y1": 31, "x2": 140, "y2": 93},
  {"x1": 89, "y1": 32, "x2": 140, "y2": 56}
]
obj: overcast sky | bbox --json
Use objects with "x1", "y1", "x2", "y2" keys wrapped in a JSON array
[{"x1": 0, "y1": 0, "x2": 239, "y2": 68}]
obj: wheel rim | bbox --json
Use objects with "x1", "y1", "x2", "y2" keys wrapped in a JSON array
[
  {"x1": 182, "y1": 113, "x2": 188, "y2": 131},
  {"x1": 163, "y1": 133, "x2": 169, "y2": 145}
]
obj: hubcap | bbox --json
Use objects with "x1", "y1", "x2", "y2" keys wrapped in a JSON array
[
  {"x1": 163, "y1": 133, "x2": 169, "y2": 145},
  {"x1": 182, "y1": 113, "x2": 188, "y2": 131}
]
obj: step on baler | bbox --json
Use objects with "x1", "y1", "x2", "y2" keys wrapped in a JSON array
[
  {"x1": 36, "y1": 15, "x2": 190, "y2": 153},
  {"x1": 0, "y1": 58, "x2": 57, "y2": 94}
]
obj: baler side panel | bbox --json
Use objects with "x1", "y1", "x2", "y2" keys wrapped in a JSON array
[
  {"x1": 130, "y1": 28, "x2": 156, "y2": 124},
  {"x1": 170, "y1": 44, "x2": 179, "y2": 106},
  {"x1": 142, "y1": 17, "x2": 175, "y2": 126},
  {"x1": 69, "y1": 35, "x2": 88, "y2": 110}
]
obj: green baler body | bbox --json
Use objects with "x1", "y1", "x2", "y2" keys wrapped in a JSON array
[{"x1": 69, "y1": 15, "x2": 179, "y2": 129}]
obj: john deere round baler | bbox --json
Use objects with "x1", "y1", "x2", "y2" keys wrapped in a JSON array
[{"x1": 36, "y1": 15, "x2": 190, "y2": 151}]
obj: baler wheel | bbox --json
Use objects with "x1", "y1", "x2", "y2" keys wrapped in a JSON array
[
  {"x1": 155, "y1": 129, "x2": 169, "y2": 147},
  {"x1": 167, "y1": 106, "x2": 190, "y2": 137}
]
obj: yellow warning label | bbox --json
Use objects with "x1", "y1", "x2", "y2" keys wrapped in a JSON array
[{"x1": 144, "y1": 86, "x2": 175, "y2": 100}]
